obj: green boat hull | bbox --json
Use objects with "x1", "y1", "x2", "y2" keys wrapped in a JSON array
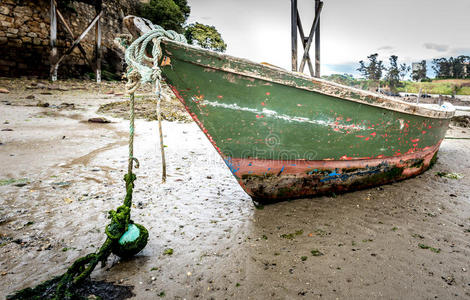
[{"x1": 158, "y1": 40, "x2": 453, "y2": 201}]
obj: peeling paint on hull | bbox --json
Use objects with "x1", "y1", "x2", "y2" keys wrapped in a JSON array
[{"x1": 227, "y1": 141, "x2": 440, "y2": 201}]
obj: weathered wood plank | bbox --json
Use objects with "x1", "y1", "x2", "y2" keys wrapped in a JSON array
[
  {"x1": 315, "y1": 0, "x2": 321, "y2": 77},
  {"x1": 298, "y1": 1, "x2": 323, "y2": 73},
  {"x1": 296, "y1": 10, "x2": 314, "y2": 77},
  {"x1": 50, "y1": 0, "x2": 58, "y2": 81},
  {"x1": 291, "y1": 0, "x2": 298, "y2": 72}
]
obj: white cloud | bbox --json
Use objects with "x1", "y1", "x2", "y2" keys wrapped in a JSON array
[{"x1": 423, "y1": 43, "x2": 449, "y2": 52}]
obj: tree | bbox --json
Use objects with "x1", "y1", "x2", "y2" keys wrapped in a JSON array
[
  {"x1": 432, "y1": 57, "x2": 451, "y2": 78},
  {"x1": 138, "y1": 0, "x2": 191, "y2": 33},
  {"x1": 185, "y1": 23, "x2": 227, "y2": 52},
  {"x1": 433, "y1": 56, "x2": 470, "y2": 79},
  {"x1": 357, "y1": 53, "x2": 385, "y2": 90},
  {"x1": 385, "y1": 55, "x2": 409, "y2": 92},
  {"x1": 357, "y1": 53, "x2": 385, "y2": 81},
  {"x1": 412, "y1": 60, "x2": 427, "y2": 81},
  {"x1": 173, "y1": 0, "x2": 190, "y2": 19}
]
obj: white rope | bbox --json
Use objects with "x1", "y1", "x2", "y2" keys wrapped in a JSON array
[{"x1": 124, "y1": 25, "x2": 186, "y2": 183}]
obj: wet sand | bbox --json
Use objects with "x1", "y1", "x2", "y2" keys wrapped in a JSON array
[{"x1": 1, "y1": 79, "x2": 470, "y2": 299}]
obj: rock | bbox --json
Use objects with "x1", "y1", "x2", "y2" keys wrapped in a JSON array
[
  {"x1": 25, "y1": 95, "x2": 35, "y2": 99},
  {"x1": 59, "y1": 102, "x2": 74, "y2": 109},
  {"x1": 88, "y1": 117, "x2": 111, "y2": 124},
  {"x1": 1, "y1": 128, "x2": 13, "y2": 131},
  {"x1": 0, "y1": 88, "x2": 9, "y2": 94},
  {"x1": 36, "y1": 101, "x2": 49, "y2": 107},
  {"x1": 451, "y1": 115, "x2": 470, "y2": 128}
]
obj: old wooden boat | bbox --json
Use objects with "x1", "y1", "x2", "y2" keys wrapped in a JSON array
[{"x1": 125, "y1": 17, "x2": 455, "y2": 202}]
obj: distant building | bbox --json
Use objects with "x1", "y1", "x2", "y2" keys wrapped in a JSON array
[{"x1": 463, "y1": 62, "x2": 470, "y2": 77}]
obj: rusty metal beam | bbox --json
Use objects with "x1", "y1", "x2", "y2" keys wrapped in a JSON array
[{"x1": 298, "y1": 1, "x2": 323, "y2": 73}]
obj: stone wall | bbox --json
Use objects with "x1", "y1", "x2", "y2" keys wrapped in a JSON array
[{"x1": 0, "y1": 0, "x2": 139, "y2": 79}]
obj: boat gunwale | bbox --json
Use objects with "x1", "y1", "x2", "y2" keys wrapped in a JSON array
[{"x1": 161, "y1": 39, "x2": 455, "y2": 120}]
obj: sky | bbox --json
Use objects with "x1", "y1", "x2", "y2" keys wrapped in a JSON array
[{"x1": 186, "y1": 0, "x2": 470, "y2": 77}]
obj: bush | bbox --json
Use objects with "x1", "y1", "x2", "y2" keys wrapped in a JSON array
[{"x1": 138, "y1": 0, "x2": 190, "y2": 33}]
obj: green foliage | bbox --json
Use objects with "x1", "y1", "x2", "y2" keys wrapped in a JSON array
[
  {"x1": 432, "y1": 55, "x2": 470, "y2": 79},
  {"x1": 138, "y1": 0, "x2": 191, "y2": 33},
  {"x1": 385, "y1": 55, "x2": 409, "y2": 93},
  {"x1": 397, "y1": 79, "x2": 470, "y2": 95},
  {"x1": 185, "y1": 23, "x2": 227, "y2": 52},
  {"x1": 357, "y1": 53, "x2": 385, "y2": 81},
  {"x1": 412, "y1": 60, "x2": 428, "y2": 82},
  {"x1": 173, "y1": 0, "x2": 190, "y2": 19}
]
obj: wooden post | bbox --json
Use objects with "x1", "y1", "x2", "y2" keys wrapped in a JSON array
[
  {"x1": 315, "y1": 0, "x2": 321, "y2": 77},
  {"x1": 95, "y1": 0, "x2": 102, "y2": 83},
  {"x1": 50, "y1": 0, "x2": 58, "y2": 81},
  {"x1": 54, "y1": 0, "x2": 95, "y2": 71},
  {"x1": 53, "y1": 11, "x2": 103, "y2": 68},
  {"x1": 95, "y1": 18, "x2": 102, "y2": 83},
  {"x1": 291, "y1": 0, "x2": 298, "y2": 72}
]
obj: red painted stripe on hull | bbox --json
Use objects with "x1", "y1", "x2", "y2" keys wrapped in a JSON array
[{"x1": 227, "y1": 141, "x2": 441, "y2": 200}]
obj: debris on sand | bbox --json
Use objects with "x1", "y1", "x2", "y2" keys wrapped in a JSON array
[
  {"x1": 451, "y1": 115, "x2": 470, "y2": 128},
  {"x1": 0, "y1": 178, "x2": 29, "y2": 187},
  {"x1": 280, "y1": 230, "x2": 303, "y2": 239},
  {"x1": 36, "y1": 101, "x2": 50, "y2": 107},
  {"x1": 88, "y1": 117, "x2": 111, "y2": 124},
  {"x1": 418, "y1": 244, "x2": 441, "y2": 253},
  {"x1": 436, "y1": 172, "x2": 464, "y2": 179},
  {"x1": 311, "y1": 249, "x2": 324, "y2": 256},
  {"x1": 163, "y1": 248, "x2": 174, "y2": 255},
  {"x1": 98, "y1": 98, "x2": 192, "y2": 123}
]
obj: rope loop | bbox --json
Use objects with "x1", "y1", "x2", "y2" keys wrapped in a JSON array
[{"x1": 125, "y1": 26, "x2": 187, "y2": 84}]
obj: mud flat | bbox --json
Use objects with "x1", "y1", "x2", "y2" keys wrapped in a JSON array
[{"x1": 0, "y1": 79, "x2": 469, "y2": 299}]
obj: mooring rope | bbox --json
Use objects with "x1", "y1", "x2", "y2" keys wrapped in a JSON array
[{"x1": 124, "y1": 25, "x2": 186, "y2": 182}]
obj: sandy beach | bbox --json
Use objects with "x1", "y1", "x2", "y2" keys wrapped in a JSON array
[{"x1": 0, "y1": 79, "x2": 469, "y2": 299}]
